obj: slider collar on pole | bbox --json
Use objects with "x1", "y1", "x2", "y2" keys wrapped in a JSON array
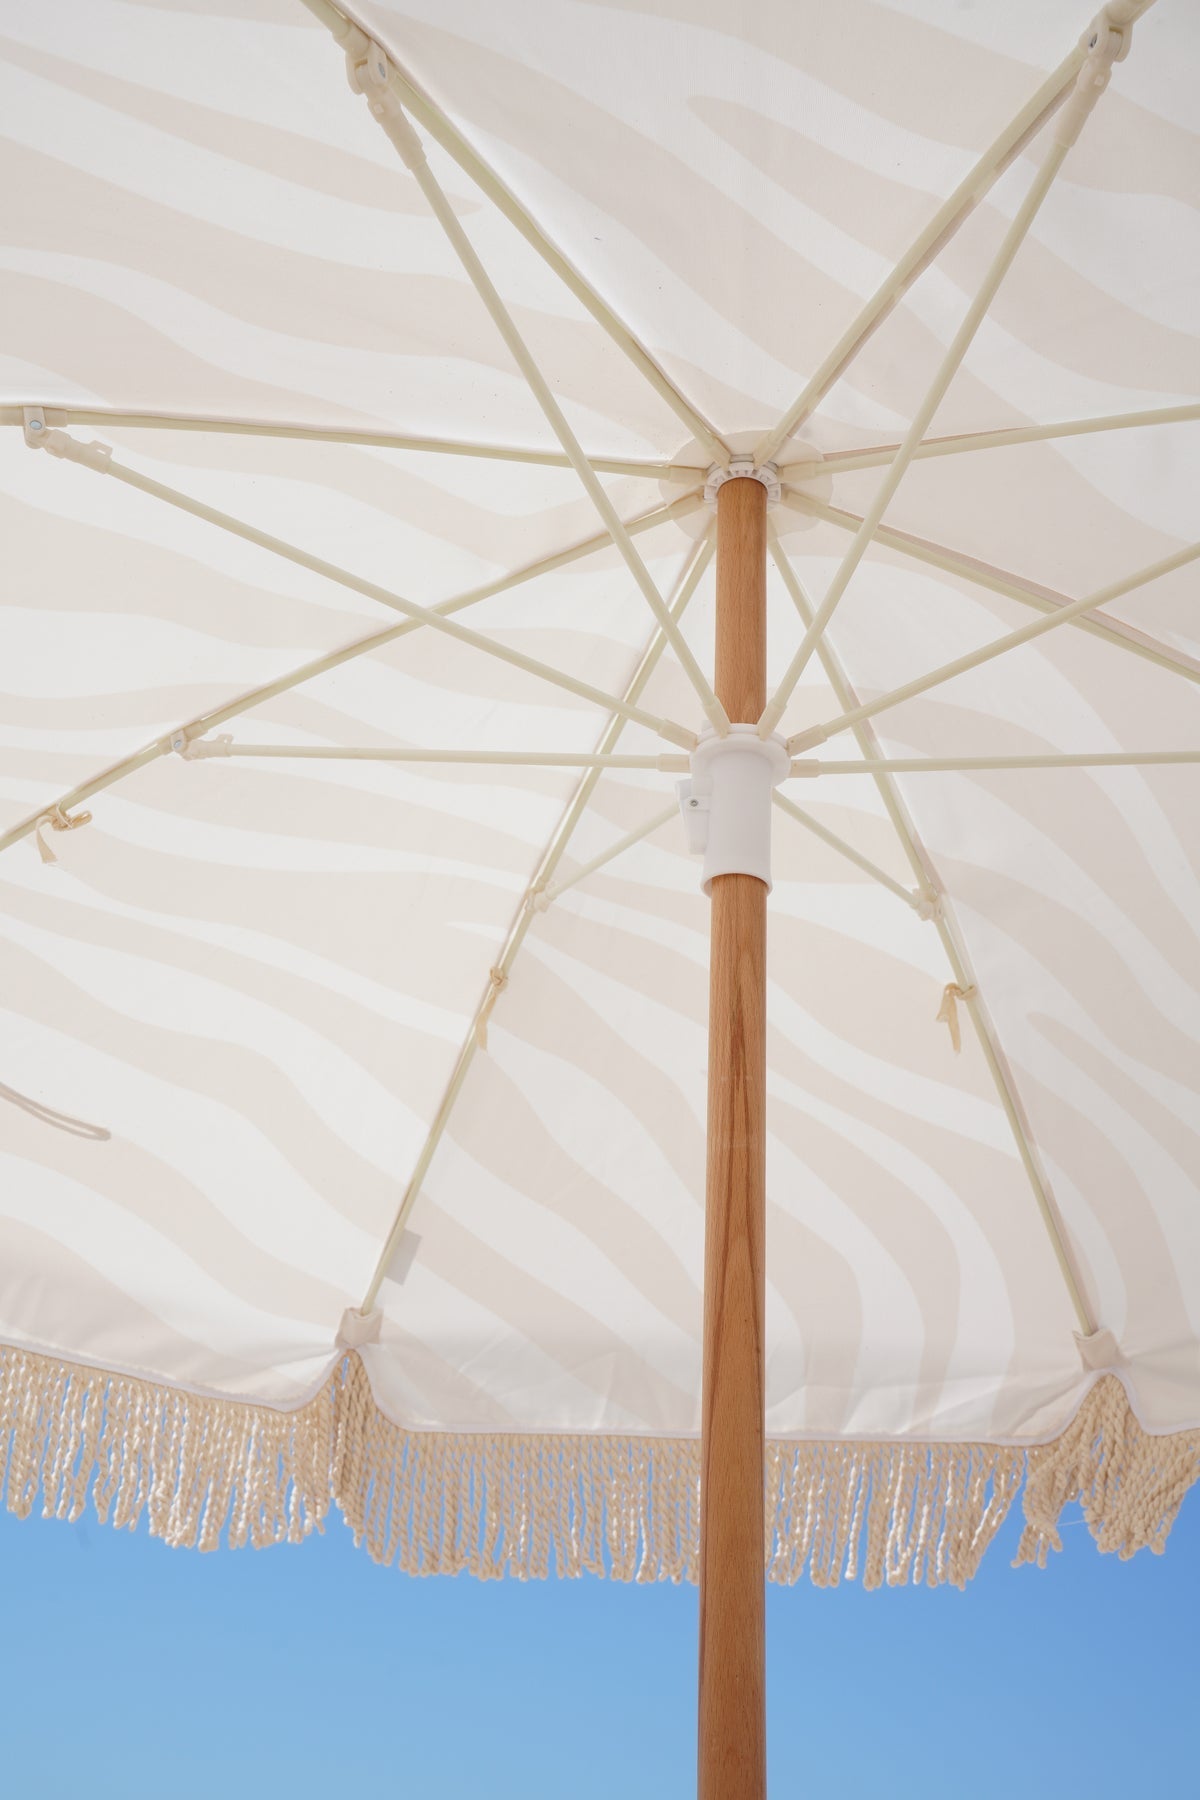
[{"x1": 678, "y1": 725, "x2": 790, "y2": 893}]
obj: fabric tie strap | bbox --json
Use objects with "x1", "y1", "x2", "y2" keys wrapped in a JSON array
[
  {"x1": 0, "y1": 1080, "x2": 110, "y2": 1140},
  {"x1": 474, "y1": 967, "x2": 509, "y2": 1050},
  {"x1": 33, "y1": 803, "x2": 92, "y2": 865},
  {"x1": 936, "y1": 981, "x2": 977, "y2": 1054}
]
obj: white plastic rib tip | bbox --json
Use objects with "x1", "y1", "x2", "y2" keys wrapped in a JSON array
[
  {"x1": 703, "y1": 456, "x2": 781, "y2": 509},
  {"x1": 1074, "y1": 1325, "x2": 1123, "y2": 1372},
  {"x1": 336, "y1": 1305, "x2": 382, "y2": 1350},
  {"x1": 677, "y1": 725, "x2": 790, "y2": 893}
]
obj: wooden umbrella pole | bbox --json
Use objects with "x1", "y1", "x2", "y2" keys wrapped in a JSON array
[{"x1": 699, "y1": 475, "x2": 768, "y2": 1799}]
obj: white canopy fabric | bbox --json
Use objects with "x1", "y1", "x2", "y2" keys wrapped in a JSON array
[{"x1": 1, "y1": 0, "x2": 1198, "y2": 1584}]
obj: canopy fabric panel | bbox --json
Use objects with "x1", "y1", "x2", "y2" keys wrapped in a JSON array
[{"x1": 1, "y1": 0, "x2": 1198, "y2": 1582}]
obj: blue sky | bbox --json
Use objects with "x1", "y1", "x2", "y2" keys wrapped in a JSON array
[{"x1": 1, "y1": 1485, "x2": 1195, "y2": 1797}]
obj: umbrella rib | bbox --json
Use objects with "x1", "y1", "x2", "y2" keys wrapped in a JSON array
[
  {"x1": 758, "y1": 131, "x2": 1080, "y2": 740},
  {"x1": 771, "y1": 791, "x2": 923, "y2": 910},
  {"x1": 187, "y1": 745, "x2": 689, "y2": 770},
  {"x1": 786, "y1": 492, "x2": 1200, "y2": 690},
  {"x1": 25, "y1": 433, "x2": 698, "y2": 749},
  {"x1": 324, "y1": 45, "x2": 730, "y2": 737},
  {"x1": 298, "y1": 0, "x2": 730, "y2": 468},
  {"x1": 769, "y1": 534, "x2": 1096, "y2": 1335},
  {"x1": 791, "y1": 751, "x2": 1200, "y2": 775},
  {"x1": 778, "y1": 403, "x2": 1200, "y2": 481},
  {"x1": 0, "y1": 406, "x2": 702, "y2": 481},
  {"x1": 535, "y1": 803, "x2": 680, "y2": 908},
  {"x1": 357, "y1": 535, "x2": 714, "y2": 1317},
  {"x1": 0, "y1": 479, "x2": 701, "y2": 860},
  {"x1": 789, "y1": 540, "x2": 1200, "y2": 754},
  {"x1": 753, "y1": 41, "x2": 1089, "y2": 467}
]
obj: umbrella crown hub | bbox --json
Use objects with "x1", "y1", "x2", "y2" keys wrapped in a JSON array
[{"x1": 703, "y1": 457, "x2": 781, "y2": 508}]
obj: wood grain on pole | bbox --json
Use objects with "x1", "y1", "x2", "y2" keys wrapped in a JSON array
[{"x1": 698, "y1": 476, "x2": 768, "y2": 1800}]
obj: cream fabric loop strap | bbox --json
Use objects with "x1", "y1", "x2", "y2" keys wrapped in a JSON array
[
  {"x1": 936, "y1": 981, "x2": 977, "y2": 1055},
  {"x1": 33, "y1": 803, "x2": 92, "y2": 865},
  {"x1": 474, "y1": 968, "x2": 509, "y2": 1051},
  {"x1": 0, "y1": 1081, "x2": 111, "y2": 1141}
]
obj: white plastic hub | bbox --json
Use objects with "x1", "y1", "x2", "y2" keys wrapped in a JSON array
[
  {"x1": 677, "y1": 725, "x2": 791, "y2": 893},
  {"x1": 703, "y1": 456, "x2": 781, "y2": 509}
]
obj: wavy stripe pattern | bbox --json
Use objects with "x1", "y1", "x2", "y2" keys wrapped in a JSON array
[{"x1": 1, "y1": 0, "x2": 1198, "y2": 1578}]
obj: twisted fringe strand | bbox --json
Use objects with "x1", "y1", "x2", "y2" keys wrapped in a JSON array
[{"x1": 1, "y1": 1348, "x2": 1195, "y2": 1587}]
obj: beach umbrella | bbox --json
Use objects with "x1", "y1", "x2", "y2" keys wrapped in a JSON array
[{"x1": 2, "y1": 0, "x2": 1198, "y2": 1790}]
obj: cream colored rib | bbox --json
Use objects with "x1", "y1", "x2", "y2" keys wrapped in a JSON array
[
  {"x1": 789, "y1": 541, "x2": 1200, "y2": 753},
  {"x1": 769, "y1": 535, "x2": 1095, "y2": 1336},
  {"x1": 297, "y1": 0, "x2": 729, "y2": 466},
  {"x1": 0, "y1": 406, "x2": 700, "y2": 479},
  {"x1": 753, "y1": 46, "x2": 1087, "y2": 465},
  {"x1": 778, "y1": 403, "x2": 1200, "y2": 480},
  {"x1": 0, "y1": 490, "x2": 702, "y2": 859},
  {"x1": 788, "y1": 493, "x2": 1200, "y2": 691},
  {"x1": 793, "y1": 752, "x2": 1200, "y2": 775},
  {"x1": 760, "y1": 138, "x2": 1073, "y2": 738},
  {"x1": 771, "y1": 791, "x2": 922, "y2": 910},
  {"x1": 359, "y1": 536, "x2": 714, "y2": 1314},
  {"x1": 83, "y1": 449, "x2": 695, "y2": 748},
  {"x1": 538, "y1": 803, "x2": 679, "y2": 906},
  {"x1": 365, "y1": 96, "x2": 729, "y2": 737},
  {"x1": 192, "y1": 746, "x2": 689, "y2": 771}
]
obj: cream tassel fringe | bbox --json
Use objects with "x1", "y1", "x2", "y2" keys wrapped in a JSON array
[
  {"x1": 1018, "y1": 1374, "x2": 1200, "y2": 1567},
  {"x1": 2, "y1": 1349, "x2": 1197, "y2": 1586},
  {"x1": 0, "y1": 1342, "x2": 336, "y2": 1550}
]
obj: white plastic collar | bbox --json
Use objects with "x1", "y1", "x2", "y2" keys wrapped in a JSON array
[
  {"x1": 703, "y1": 456, "x2": 781, "y2": 509},
  {"x1": 678, "y1": 724, "x2": 790, "y2": 893}
]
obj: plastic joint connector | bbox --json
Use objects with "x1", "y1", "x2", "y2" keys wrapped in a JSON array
[
  {"x1": 344, "y1": 36, "x2": 425, "y2": 168},
  {"x1": 173, "y1": 732, "x2": 231, "y2": 760},
  {"x1": 1056, "y1": 8, "x2": 1134, "y2": 147},
  {"x1": 23, "y1": 410, "x2": 112, "y2": 471}
]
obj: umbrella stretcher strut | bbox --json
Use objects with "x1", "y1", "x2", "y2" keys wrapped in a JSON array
[{"x1": 0, "y1": 8, "x2": 1174, "y2": 1798}]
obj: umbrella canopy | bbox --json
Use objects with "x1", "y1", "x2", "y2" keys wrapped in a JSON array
[{"x1": 2, "y1": 0, "x2": 1198, "y2": 1649}]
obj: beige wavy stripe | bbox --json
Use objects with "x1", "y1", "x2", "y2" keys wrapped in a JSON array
[{"x1": 1, "y1": 0, "x2": 1198, "y2": 1495}]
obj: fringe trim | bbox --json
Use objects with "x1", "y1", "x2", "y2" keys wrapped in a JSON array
[
  {"x1": 2, "y1": 1349, "x2": 1196, "y2": 1586},
  {"x1": 1018, "y1": 1373, "x2": 1200, "y2": 1567},
  {"x1": 0, "y1": 1342, "x2": 336, "y2": 1551}
]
